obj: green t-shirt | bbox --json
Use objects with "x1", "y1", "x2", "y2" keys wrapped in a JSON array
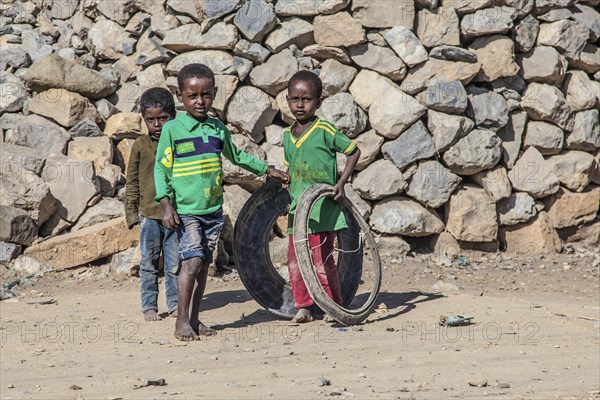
[
  {"x1": 283, "y1": 118, "x2": 357, "y2": 234},
  {"x1": 154, "y1": 113, "x2": 268, "y2": 215}
]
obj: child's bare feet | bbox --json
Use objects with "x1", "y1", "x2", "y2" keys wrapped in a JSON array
[
  {"x1": 291, "y1": 308, "x2": 313, "y2": 323},
  {"x1": 323, "y1": 314, "x2": 336, "y2": 323},
  {"x1": 174, "y1": 318, "x2": 198, "y2": 341},
  {"x1": 144, "y1": 310, "x2": 162, "y2": 322},
  {"x1": 192, "y1": 319, "x2": 216, "y2": 336}
]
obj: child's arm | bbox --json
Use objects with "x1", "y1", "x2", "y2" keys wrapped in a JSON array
[
  {"x1": 222, "y1": 126, "x2": 289, "y2": 183},
  {"x1": 154, "y1": 125, "x2": 180, "y2": 230},
  {"x1": 124, "y1": 142, "x2": 141, "y2": 229},
  {"x1": 333, "y1": 148, "x2": 361, "y2": 201}
]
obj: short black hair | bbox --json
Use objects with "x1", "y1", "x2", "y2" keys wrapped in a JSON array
[
  {"x1": 288, "y1": 70, "x2": 322, "y2": 98},
  {"x1": 139, "y1": 87, "x2": 176, "y2": 117},
  {"x1": 177, "y1": 63, "x2": 215, "y2": 91}
]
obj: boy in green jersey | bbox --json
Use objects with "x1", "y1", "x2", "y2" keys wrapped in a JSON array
[
  {"x1": 154, "y1": 63, "x2": 289, "y2": 340},
  {"x1": 283, "y1": 71, "x2": 361, "y2": 323}
]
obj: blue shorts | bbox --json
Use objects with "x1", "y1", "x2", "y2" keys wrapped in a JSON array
[{"x1": 177, "y1": 210, "x2": 225, "y2": 262}]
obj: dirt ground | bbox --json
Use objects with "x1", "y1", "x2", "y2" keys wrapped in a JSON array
[{"x1": 1, "y1": 246, "x2": 599, "y2": 400}]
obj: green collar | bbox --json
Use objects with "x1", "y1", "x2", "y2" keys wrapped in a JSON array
[{"x1": 176, "y1": 112, "x2": 217, "y2": 132}]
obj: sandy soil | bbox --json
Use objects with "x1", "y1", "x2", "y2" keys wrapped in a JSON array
[{"x1": 1, "y1": 247, "x2": 599, "y2": 400}]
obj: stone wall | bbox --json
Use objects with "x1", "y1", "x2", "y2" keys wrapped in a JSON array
[{"x1": 1, "y1": 0, "x2": 599, "y2": 271}]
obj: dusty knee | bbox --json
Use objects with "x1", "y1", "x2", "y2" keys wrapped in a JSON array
[{"x1": 181, "y1": 258, "x2": 202, "y2": 275}]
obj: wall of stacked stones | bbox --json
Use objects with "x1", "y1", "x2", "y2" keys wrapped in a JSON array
[{"x1": 1, "y1": 0, "x2": 599, "y2": 271}]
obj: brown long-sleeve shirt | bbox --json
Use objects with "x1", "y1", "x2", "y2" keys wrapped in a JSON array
[{"x1": 125, "y1": 135, "x2": 162, "y2": 227}]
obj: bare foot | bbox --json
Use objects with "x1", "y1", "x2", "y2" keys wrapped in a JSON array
[
  {"x1": 169, "y1": 310, "x2": 178, "y2": 318},
  {"x1": 291, "y1": 308, "x2": 313, "y2": 323},
  {"x1": 174, "y1": 318, "x2": 198, "y2": 341},
  {"x1": 143, "y1": 310, "x2": 162, "y2": 322},
  {"x1": 191, "y1": 319, "x2": 216, "y2": 337},
  {"x1": 323, "y1": 314, "x2": 336, "y2": 323}
]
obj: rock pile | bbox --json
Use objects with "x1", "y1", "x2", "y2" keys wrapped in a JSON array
[{"x1": 1, "y1": 0, "x2": 599, "y2": 272}]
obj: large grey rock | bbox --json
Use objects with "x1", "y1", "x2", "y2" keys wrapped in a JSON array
[
  {"x1": 547, "y1": 151, "x2": 596, "y2": 192},
  {"x1": 11, "y1": 115, "x2": 70, "y2": 157},
  {"x1": 507, "y1": 146, "x2": 560, "y2": 198},
  {"x1": 369, "y1": 197, "x2": 444, "y2": 237},
  {"x1": 466, "y1": 88, "x2": 509, "y2": 129},
  {"x1": 69, "y1": 119, "x2": 104, "y2": 138},
  {"x1": 320, "y1": 60, "x2": 357, "y2": 97},
  {"x1": 443, "y1": 0, "x2": 493, "y2": 14},
  {"x1": 442, "y1": 129, "x2": 503, "y2": 175},
  {"x1": 226, "y1": 86, "x2": 278, "y2": 143},
  {"x1": 543, "y1": 187, "x2": 600, "y2": 229},
  {"x1": 382, "y1": 121, "x2": 435, "y2": 170},
  {"x1": 24, "y1": 54, "x2": 117, "y2": 99},
  {"x1": 407, "y1": 160, "x2": 462, "y2": 208},
  {"x1": 317, "y1": 93, "x2": 367, "y2": 138},
  {"x1": 302, "y1": 44, "x2": 351, "y2": 65},
  {"x1": 461, "y1": 7, "x2": 517, "y2": 38},
  {"x1": 369, "y1": 88, "x2": 427, "y2": 139},
  {"x1": 88, "y1": 19, "x2": 134, "y2": 60},
  {"x1": 354, "y1": 130, "x2": 384, "y2": 170},
  {"x1": 47, "y1": 0, "x2": 79, "y2": 19},
  {"x1": 97, "y1": 164, "x2": 121, "y2": 197},
  {"x1": 135, "y1": 30, "x2": 173, "y2": 67},
  {"x1": 534, "y1": 0, "x2": 574, "y2": 13},
  {"x1": 524, "y1": 121, "x2": 563, "y2": 155},
  {"x1": 249, "y1": 49, "x2": 298, "y2": 96},
  {"x1": 513, "y1": 14, "x2": 540, "y2": 53},
  {"x1": 348, "y1": 43, "x2": 406, "y2": 81},
  {"x1": 352, "y1": 0, "x2": 415, "y2": 29},
  {"x1": 162, "y1": 22, "x2": 239, "y2": 52},
  {"x1": 472, "y1": 166, "x2": 512, "y2": 201},
  {"x1": 537, "y1": 20, "x2": 589, "y2": 58},
  {"x1": 0, "y1": 206, "x2": 38, "y2": 246},
  {"x1": 384, "y1": 26, "x2": 428, "y2": 67},
  {"x1": 353, "y1": 159, "x2": 407, "y2": 200},
  {"x1": 234, "y1": 0, "x2": 277, "y2": 42},
  {"x1": 213, "y1": 74, "x2": 239, "y2": 118},
  {"x1": 537, "y1": 9, "x2": 573, "y2": 22},
  {"x1": 497, "y1": 192, "x2": 537, "y2": 226},
  {"x1": 166, "y1": 50, "x2": 235, "y2": 76},
  {"x1": 234, "y1": 39, "x2": 270, "y2": 64},
  {"x1": 499, "y1": 211, "x2": 561, "y2": 255},
  {"x1": 416, "y1": 80, "x2": 467, "y2": 114},
  {"x1": 97, "y1": 0, "x2": 132, "y2": 26},
  {"x1": 0, "y1": 143, "x2": 45, "y2": 176},
  {"x1": 137, "y1": 64, "x2": 167, "y2": 89},
  {"x1": 427, "y1": 110, "x2": 474, "y2": 152},
  {"x1": 470, "y1": 35, "x2": 519, "y2": 82},
  {"x1": 562, "y1": 70, "x2": 598, "y2": 112},
  {"x1": 0, "y1": 72, "x2": 26, "y2": 114},
  {"x1": 42, "y1": 155, "x2": 100, "y2": 223},
  {"x1": 446, "y1": 185, "x2": 498, "y2": 242},
  {"x1": 0, "y1": 171, "x2": 56, "y2": 224},
  {"x1": 0, "y1": 44, "x2": 31, "y2": 70},
  {"x1": 28, "y1": 89, "x2": 101, "y2": 129},
  {"x1": 566, "y1": 110, "x2": 600, "y2": 151},
  {"x1": 517, "y1": 46, "x2": 567, "y2": 86},
  {"x1": 313, "y1": 11, "x2": 365, "y2": 47},
  {"x1": 566, "y1": 44, "x2": 600, "y2": 75},
  {"x1": 416, "y1": 8, "x2": 460, "y2": 48},
  {"x1": 496, "y1": 0, "x2": 534, "y2": 18},
  {"x1": 265, "y1": 18, "x2": 314, "y2": 53},
  {"x1": 150, "y1": 11, "x2": 181, "y2": 38},
  {"x1": 521, "y1": 83, "x2": 574, "y2": 131},
  {"x1": 571, "y1": 4, "x2": 600, "y2": 42},
  {"x1": 20, "y1": 30, "x2": 53, "y2": 61},
  {"x1": 429, "y1": 46, "x2": 478, "y2": 63},
  {"x1": 401, "y1": 58, "x2": 481, "y2": 95},
  {"x1": 349, "y1": 70, "x2": 399, "y2": 110},
  {"x1": 275, "y1": 0, "x2": 349, "y2": 16},
  {"x1": 71, "y1": 198, "x2": 125, "y2": 231},
  {"x1": 67, "y1": 137, "x2": 114, "y2": 172}
]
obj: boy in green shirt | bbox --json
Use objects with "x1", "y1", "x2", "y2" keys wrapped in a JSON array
[
  {"x1": 284, "y1": 71, "x2": 361, "y2": 323},
  {"x1": 154, "y1": 63, "x2": 288, "y2": 341},
  {"x1": 125, "y1": 87, "x2": 178, "y2": 322}
]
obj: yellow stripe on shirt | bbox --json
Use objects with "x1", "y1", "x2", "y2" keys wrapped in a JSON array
[
  {"x1": 318, "y1": 123, "x2": 336, "y2": 136},
  {"x1": 343, "y1": 142, "x2": 357, "y2": 155},
  {"x1": 174, "y1": 157, "x2": 221, "y2": 167},
  {"x1": 173, "y1": 162, "x2": 221, "y2": 172}
]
